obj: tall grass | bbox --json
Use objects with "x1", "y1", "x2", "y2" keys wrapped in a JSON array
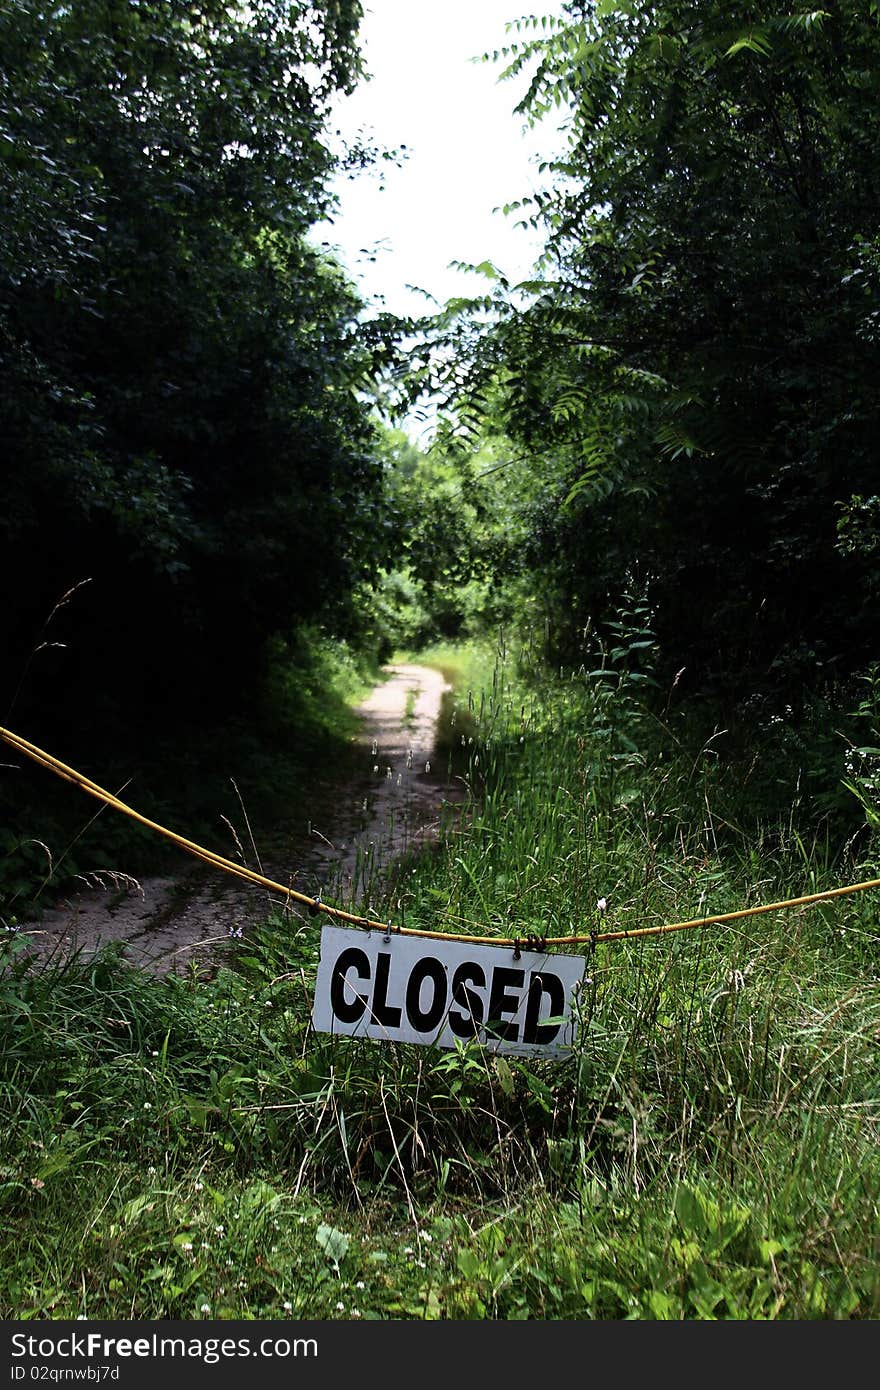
[
  {"x1": 1, "y1": 636, "x2": 878, "y2": 1319},
  {"x1": 1, "y1": 626, "x2": 382, "y2": 922}
]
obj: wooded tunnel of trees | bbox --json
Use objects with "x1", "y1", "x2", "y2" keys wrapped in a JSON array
[
  {"x1": 4, "y1": 3, "x2": 880, "y2": 1325},
  {"x1": 3, "y1": 0, "x2": 880, "y2": 869}
]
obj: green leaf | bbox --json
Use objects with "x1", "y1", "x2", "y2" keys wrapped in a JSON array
[
  {"x1": 316, "y1": 1223, "x2": 350, "y2": 1272},
  {"x1": 725, "y1": 33, "x2": 772, "y2": 58},
  {"x1": 494, "y1": 1056, "x2": 516, "y2": 1097}
]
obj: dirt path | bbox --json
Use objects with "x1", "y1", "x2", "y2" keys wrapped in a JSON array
[{"x1": 17, "y1": 664, "x2": 458, "y2": 976}]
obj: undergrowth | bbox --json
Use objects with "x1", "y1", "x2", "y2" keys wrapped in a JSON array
[
  {"x1": 1, "y1": 634, "x2": 878, "y2": 1319},
  {"x1": 0, "y1": 627, "x2": 380, "y2": 925}
]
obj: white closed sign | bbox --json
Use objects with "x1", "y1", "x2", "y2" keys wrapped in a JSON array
[{"x1": 311, "y1": 925, "x2": 587, "y2": 1057}]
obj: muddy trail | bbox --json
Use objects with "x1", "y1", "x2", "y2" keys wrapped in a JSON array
[{"x1": 16, "y1": 665, "x2": 464, "y2": 976}]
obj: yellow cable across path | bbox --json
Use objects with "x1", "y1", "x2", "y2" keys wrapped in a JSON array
[{"x1": 3, "y1": 723, "x2": 879, "y2": 951}]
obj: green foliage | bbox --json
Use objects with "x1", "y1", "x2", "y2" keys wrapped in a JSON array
[
  {"x1": 4, "y1": 0, "x2": 880, "y2": 1322},
  {"x1": 0, "y1": 626, "x2": 378, "y2": 918},
  {"x1": 0, "y1": 0, "x2": 400, "y2": 747},
  {"x1": 2, "y1": 644, "x2": 879, "y2": 1318},
  {"x1": 0, "y1": 0, "x2": 419, "y2": 916},
  {"x1": 431, "y1": 0, "x2": 880, "y2": 711},
  {"x1": 360, "y1": 426, "x2": 525, "y2": 653},
  {"x1": 840, "y1": 664, "x2": 880, "y2": 832}
]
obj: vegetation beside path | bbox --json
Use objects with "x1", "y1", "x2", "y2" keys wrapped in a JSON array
[
  {"x1": 4, "y1": 1, "x2": 880, "y2": 1324},
  {"x1": 2, "y1": 639, "x2": 877, "y2": 1320}
]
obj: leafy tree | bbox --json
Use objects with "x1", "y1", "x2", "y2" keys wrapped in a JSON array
[
  {"x1": 366, "y1": 423, "x2": 538, "y2": 648},
  {"x1": 453, "y1": 2, "x2": 880, "y2": 708},
  {"x1": 0, "y1": 0, "x2": 398, "y2": 742}
]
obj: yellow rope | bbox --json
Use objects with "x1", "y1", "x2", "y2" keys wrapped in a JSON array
[{"x1": 3, "y1": 723, "x2": 879, "y2": 951}]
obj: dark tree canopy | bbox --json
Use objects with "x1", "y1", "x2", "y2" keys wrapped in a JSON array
[
  {"x1": 0, "y1": 0, "x2": 396, "y2": 742},
  {"x1": 454, "y1": 2, "x2": 880, "y2": 709}
]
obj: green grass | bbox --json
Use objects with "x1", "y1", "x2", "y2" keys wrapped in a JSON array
[
  {"x1": 1, "y1": 639, "x2": 879, "y2": 1319},
  {"x1": 394, "y1": 637, "x2": 504, "y2": 701},
  {"x1": 1, "y1": 628, "x2": 382, "y2": 925}
]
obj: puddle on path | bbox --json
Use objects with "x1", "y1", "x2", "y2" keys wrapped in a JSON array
[{"x1": 15, "y1": 665, "x2": 463, "y2": 976}]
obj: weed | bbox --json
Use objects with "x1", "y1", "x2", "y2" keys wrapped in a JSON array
[{"x1": 2, "y1": 639, "x2": 879, "y2": 1318}]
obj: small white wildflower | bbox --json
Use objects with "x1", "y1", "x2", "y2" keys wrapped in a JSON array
[
  {"x1": 355, "y1": 1280, "x2": 365, "y2": 1290},
  {"x1": 404, "y1": 1246, "x2": 414, "y2": 1256},
  {"x1": 283, "y1": 1301, "x2": 293, "y2": 1312},
  {"x1": 142, "y1": 1102, "x2": 152, "y2": 1110},
  {"x1": 181, "y1": 1242, "x2": 193, "y2": 1252},
  {"x1": 421, "y1": 1233, "x2": 432, "y2": 1243},
  {"x1": 200, "y1": 1303, "x2": 210, "y2": 1314},
  {"x1": 215, "y1": 1224, "x2": 225, "y2": 1236},
  {"x1": 351, "y1": 1308, "x2": 361, "y2": 1318},
  {"x1": 194, "y1": 1181, "x2": 203, "y2": 1192},
  {"x1": 596, "y1": 897, "x2": 607, "y2": 913},
  {"x1": 335, "y1": 1301, "x2": 345, "y2": 1311},
  {"x1": 151, "y1": 1050, "x2": 159, "y2": 1057}
]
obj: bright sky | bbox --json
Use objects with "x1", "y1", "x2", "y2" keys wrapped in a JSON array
[{"x1": 316, "y1": 1, "x2": 561, "y2": 320}]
